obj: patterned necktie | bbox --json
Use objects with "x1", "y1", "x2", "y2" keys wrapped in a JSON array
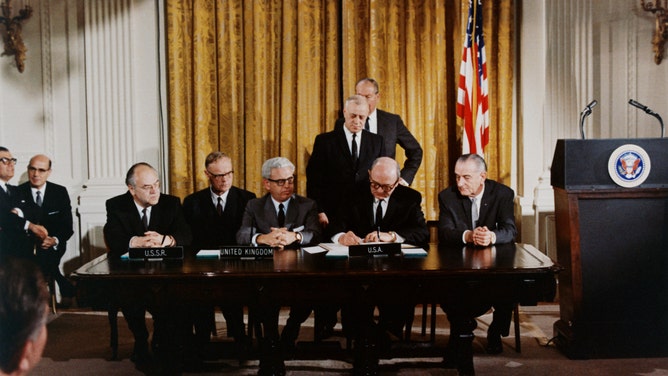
[
  {"x1": 36, "y1": 191, "x2": 42, "y2": 207},
  {"x1": 216, "y1": 197, "x2": 223, "y2": 216},
  {"x1": 365, "y1": 117, "x2": 370, "y2": 131},
  {"x1": 351, "y1": 133, "x2": 358, "y2": 165},
  {"x1": 277, "y1": 203, "x2": 286, "y2": 227},
  {"x1": 142, "y1": 207, "x2": 149, "y2": 231},
  {"x1": 471, "y1": 197, "x2": 479, "y2": 229},
  {"x1": 375, "y1": 199, "x2": 384, "y2": 227}
]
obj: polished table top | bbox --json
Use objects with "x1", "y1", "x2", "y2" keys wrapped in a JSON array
[{"x1": 72, "y1": 242, "x2": 557, "y2": 279}]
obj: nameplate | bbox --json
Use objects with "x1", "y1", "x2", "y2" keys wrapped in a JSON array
[
  {"x1": 219, "y1": 246, "x2": 274, "y2": 259},
  {"x1": 128, "y1": 246, "x2": 184, "y2": 260},
  {"x1": 349, "y1": 243, "x2": 401, "y2": 257}
]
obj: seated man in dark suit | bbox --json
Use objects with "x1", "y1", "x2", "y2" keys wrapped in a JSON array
[
  {"x1": 183, "y1": 151, "x2": 256, "y2": 356},
  {"x1": 103, "y1": 162, "x2": 192, "y2": 364},
  {"x1": 437, "y1": 153, "x2": 518, "y2": 375},
  {"x1": 236, "y1": 157, "x2": 321, "y2": 376},
  {"x1": 328, "y1": 157, "x2": 429, "y2": 368},
  {"x1": 17, "y1": 154, "x2": 76, "y2": 298}
]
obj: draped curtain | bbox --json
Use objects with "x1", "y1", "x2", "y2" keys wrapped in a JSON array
[{"x1": 166, "y1": 0, "x2": 513, "y2": 220}]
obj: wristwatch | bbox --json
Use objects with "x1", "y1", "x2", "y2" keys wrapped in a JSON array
[{"x1": 295, "y1": 231, "x2": 303, "y2": 244}]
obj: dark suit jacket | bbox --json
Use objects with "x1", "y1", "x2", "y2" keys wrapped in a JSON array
[
  {"x1": 0, "y1": 184, "x2": 34, "y2": 259},
  {"x1": 306, "y1": 128, "x2": 385, "y2": 220},
  {"x1": 236, "y1": 193, "x2": 321, "y2": 246},
  {"x1": 17, "y1": 181, "x2": 74, "y2": 258},
  {"x1": 183, "y1": 186, "x2": 256, "y2": 250},
  {"x1": 334, "y1": 109, "x2": 423, "y2": 184},
  {"x1": 437, "y1": 179, "x2": 517, "y2": 245},
  {"x1": 328, "y1": 182, "x2": 429, "y2": 248},
  {"x1": 104, "y1": 191, "x2": 192, "y2": 258}
]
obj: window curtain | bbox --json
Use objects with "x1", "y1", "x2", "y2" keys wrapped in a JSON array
[{"x1": 165, "y1": 0, "x2": 513, "y2": 220}]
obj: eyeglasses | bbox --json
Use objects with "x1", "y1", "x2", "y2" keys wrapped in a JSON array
[
  {"x1": 207, "y1": 169, "x2": 234, "y2": 179},
  {"x1": 369, "y1": 178, "x2": 399, "y2": 192},
  {"x1": 0, "y1": 157, "x2": 17, "y2": 165},
  {"x1": 267, "y1": 175, "x2": 295, "y2": 186},
  {"x1": 28, "y1": 166, "x2": 50, "y2": 174}
]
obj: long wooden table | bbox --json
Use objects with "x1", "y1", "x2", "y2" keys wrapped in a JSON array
[{"x1": 72, "y1": 242, "x2": 559, "y2": 373}]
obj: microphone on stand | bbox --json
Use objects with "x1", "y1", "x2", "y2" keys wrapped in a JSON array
[
  {"x1": 628, "y1": 99, "x2": 665, "y2": 138},
  {"x1": 580, "y1": 100, "x2": 598, "y2": 139}
]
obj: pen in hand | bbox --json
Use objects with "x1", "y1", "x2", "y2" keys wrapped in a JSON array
[
  {"x1": 377, "y1": 226, "x2": 381, "y2": 242},
  {"x1": 161, "y1": 235, "x2": 166, "y2": 246}
]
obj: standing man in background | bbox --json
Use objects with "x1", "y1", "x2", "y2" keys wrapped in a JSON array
[
  {"x1": 0, "y1": 147, "x2": 47, "y2": 262},
  {"x1": 17, "y1": 155, "x2": 75, "y2": 298},
  {"x1": 183, "y1": 151, "x2": 256, "y2": 357},
  {"x1": 335, "y1": 78, "x2": 423, "y2": 186}
]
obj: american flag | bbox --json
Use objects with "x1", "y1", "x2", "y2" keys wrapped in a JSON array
[{"x1": 457, "y1": 0, "x2": 489, "y2": 156}]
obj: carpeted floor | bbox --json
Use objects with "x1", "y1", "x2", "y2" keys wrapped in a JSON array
[{"x1": 33, "y1": 304, "x2": 668, "y2": 375}]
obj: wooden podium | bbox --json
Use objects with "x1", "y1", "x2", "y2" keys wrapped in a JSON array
[{"x1": 550, "y1": 138, "x2": 668, "y2": 359}]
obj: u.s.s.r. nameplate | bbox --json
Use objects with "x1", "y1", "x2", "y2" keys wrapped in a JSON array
[
  {"x1": 349, "y1": 243, "x2": 401, "y2": 257},
  {"x1": 219, "y1": 246, "x2": 274, "y2": 259},
  {"x1": 128, "y1": 246, "x2": 184, "y2": 260}
]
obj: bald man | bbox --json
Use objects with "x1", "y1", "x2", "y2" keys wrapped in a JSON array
[{"x1": 17, "y1": 155, "x2": 75, "y2": 298}]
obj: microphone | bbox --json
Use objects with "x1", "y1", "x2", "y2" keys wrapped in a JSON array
[
  {"x1": 579, "y1": 100, "x2": 598, "y2": 139},
  {"x1": 628, "y1": 99, "x2": 665, "y2": 138}
]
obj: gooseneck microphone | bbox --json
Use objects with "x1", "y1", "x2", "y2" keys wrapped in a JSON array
[
  {"x1": 579, "y1": 100, "x2": 598, "y2": 139},
  {"x1": 628, "y1": 99, "x2": 665, "y2": 138}
]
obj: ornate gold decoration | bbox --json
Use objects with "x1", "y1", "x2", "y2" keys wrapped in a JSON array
[
  {"x1": 0, "y1": 0, "x2": 33, "y2": 73},
  {"x1": 640, "y1": 0, "x2": 668, "y2": 64}
]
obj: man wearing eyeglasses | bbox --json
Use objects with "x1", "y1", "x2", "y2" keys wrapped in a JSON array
[
  {"x1": 236, "y1": 157, "x2": 321, "y2": 376},
  {"x1": 0, "y1": 146, "x2": 48, "y2": 261},
  {"x1": 15, "y1": 154, "x2": 75, "y2": 299},
  {"x1": 104, "y1": 162, "x2": 192, "y2": 366},
  {"x1": 328, "y1": 157, "x2": 429, "y2": 361},
  {"x1": 182, "y1": 151, "x2": 256, "y2": 360}
]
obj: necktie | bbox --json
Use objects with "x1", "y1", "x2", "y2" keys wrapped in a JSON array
[
  {"x1": 277, "y1": 203, "x2": 286, "y2": 227},
  {"x1": 375, "y1": 199, "x2": 384, "y2": 227},
  {"x1": 216, "y1": 197, "x2": 223, "y2": 216},
  {"x1": 142, "y1": 207, "x2": 149, "y2": 231},
  {"x1": 36, "y1": 191, "x2": 42, "y2": 207},
  {"x1": 365, "y1": 117, "x2": 370, "y2": 131},
  {"x1": 351, "y1": 133, "x2": 358, "y2": 165},
  {"x1": 471, "y1": 197, "x2": 479, "y2": 229}
]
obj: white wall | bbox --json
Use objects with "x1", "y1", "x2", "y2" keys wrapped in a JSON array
[{"x1": 0, "y1": 0, "x2": 164, "y2": 278}]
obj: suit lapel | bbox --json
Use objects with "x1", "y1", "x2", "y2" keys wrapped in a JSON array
[
  {"x1": 224, "y1": 188, "x2": 237, "y2": 216},
  {"x1": 461, "y1": 196, "x2": 474, "y2": 230},
  {"x1": 263, "y1": 196, "x2": 278, "y2": 228}
]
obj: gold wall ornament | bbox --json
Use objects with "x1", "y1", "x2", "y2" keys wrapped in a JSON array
[
  {"x1": 0, "y1": 0, "x2": 33, "y2": 73},
  {"x1": 640, "y1": 0, "x2": 668, "y2": 64}
]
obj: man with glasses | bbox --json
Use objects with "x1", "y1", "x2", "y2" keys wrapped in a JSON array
[
  {"x1": 182, "y1": 151, "x2": 256, "y2": 360},
  {"x1": 328, "y1": 157, "x2": 429, "y2": 366},
  {"x1": 17, "y1": 155, "x2": 75, "y2": 299},
  {"x1": 104, "y1": 162, "x2": 192, "y2": 366},
  {"x1": 0, "y1": 147, "x2": 47, "y2": 261},
  {"x1": 236, "y1": 157, "x2": 321, "y2": 376}
]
